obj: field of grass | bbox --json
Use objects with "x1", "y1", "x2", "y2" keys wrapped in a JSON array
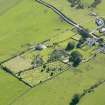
[
  {"x1": 0, "y1": 0, "x2": 70, "y2": 105},
  {"x1": 0, "y1": 0, "x2": 22, "y2": 15},
  {"x1": 46, "y1": 0, "x2": 96, "y2": 30},
  {"x1": 0, "y1": 0, "x2": 70, "y2": 62},
  {"x1": 11, "y1": 54, "x2": 105, "y2": 105},
  {"x1": 0, "y1": 69, "x2": 28, "y2": 105},
  {"x1": 0, "y1": 0, "x2": 105, "y2": 105},
  {"x1": 79, "y1": 83, "x2": 105, "y2": 105}
]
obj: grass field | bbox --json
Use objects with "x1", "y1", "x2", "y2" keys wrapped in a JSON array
[
  {"x1": 0, "y1": 0, "x2": 70, "y2": 104},
  {"x1": 11, "y1": 54, "x2": 105, "y2": 105},
  {"x1": 0, "y1": 0, "x2": 22, "y2": 15},
  {"x1": 79, "y1": 83, "x2": 105, "y2": 105},
  {"x1": 0, "y1": 69, "x2": 28, "y2": 105},
  {"x1": 0, "y1": 0, "x2": 69, "y2": 62},
  {"x1": 0, "y1": 0, "x2": 105, "y2": 105},
  {"x1": 46, "y1": 0, "x2": 96, "y2": 30}
]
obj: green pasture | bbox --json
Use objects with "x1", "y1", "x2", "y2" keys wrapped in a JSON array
[
  {"x1": 0, "y1": 0, "x2": 70, "y2": 105},
  {"x1": 12, "y1": 54, "x2": 105, "y2": 105},
  {"x1": 46, "y1": 0, "x2": 98, "y2": 30},
  {"x1": 0, "y1": 69, "x2": 28, "y2": 105},
  {"x1": 0, "y1": 0, "x2": 21, "y2": 15},
  {"x1": 0, "y1": 0, "x2": 69, "y2": 62},
  {"x1": 79, "y1": 83, "x2": 105, "y2": 105},
  {"x1": 21, "y1": 61, "x2": 68, "y2": 86}
]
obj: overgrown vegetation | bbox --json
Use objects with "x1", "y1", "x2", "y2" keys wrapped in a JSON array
[
  {"x1": 68, "y1": 0, "x2": 84, "y2": 9},
  {"x1": 68, "y1": 0, "x2": 102, "y2": 9},
  {"x1": 90, "y1": 0, "x2": 102, "y2": 8}
]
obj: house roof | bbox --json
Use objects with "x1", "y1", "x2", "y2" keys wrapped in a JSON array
[{"x1": 95, "y1": 17, "x2": 104, "y2": 26}]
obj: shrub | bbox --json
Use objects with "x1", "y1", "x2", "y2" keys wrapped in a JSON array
[
  {"x1": 65, "y1": 42, "x2": 75, "y2": 51},
  {"x1": 69, "y1": 51, "x2": 82, "y2": 67},
  {"x1": 69, "y1": 94, "x2": 80, "y2": 105},
  {"x1": 91, "y1": 0, "x2": 101, "y2": 8}
]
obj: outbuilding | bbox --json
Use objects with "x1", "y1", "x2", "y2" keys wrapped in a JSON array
[
  {"x1": 86, "y1": 38, "x2": 99, "y2": 47},
  {"x1": 35, "y1": 44, "x2": 47, "y2": 50},
  {"x1": 95, "y1": 17, "x2": 104, "y2": 26},
  {"x1": 99, "y1": 27, "x2": 105, "y2": 33}
]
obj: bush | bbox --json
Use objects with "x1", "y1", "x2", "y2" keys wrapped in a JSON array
[
  {"x1": 76, "y1": 37, "x2": 86, "y2": 48},
  {"x1": 68, "y1": 0, "x2": 84, "y2": 9},
  {"x1": 91, "y1": 0, "x2": 101, "y2": 8},
  {"x1": 69, "y1": 94, "x2": 80, "y2": 105},
  {"x1": 50, "y1": 72, "x2": 54, "y2": 76},
  {"x1": 65, "y1": 42, "x2": 75, "y2": 51},
  {"x1": 69, "y1": 51, "x2": 82, "y2": 67}
]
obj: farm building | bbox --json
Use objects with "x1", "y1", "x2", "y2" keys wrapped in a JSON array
[
  {"x1": 95, "y1": 17, "x2": 104, "y2": 26},
  {"x1": 97, "y1": 44, "x2": 105, "y2": 53},
  {"x1": 99, "y1": 27, "x2": 105, "y2": 33},
  {"x1": 86, "y1": 38, "x2": 99, "y2": 47},
  {"x1": 35, "y1": 44, "x2": 47, "y2": 50}
]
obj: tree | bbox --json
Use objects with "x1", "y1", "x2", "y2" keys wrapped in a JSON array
[
  {"x1": 76, "y1": 37, "x2": 86, "y2": 48},
  {"x1": 43, "y1": 64, "x2": 46, "y2": 69},
  {"x1": 78, "y1": 29, "x2": 89, "y2": 38},
  {"x1": 69, "y1": 51, "x2": 82, "y2": 67},
  {"x1": 90, "y1": 0, "x2": 101, "y2": 8},
  {"x1": 65, "y1": 42, "x2": 75, "y2": 51},
  {"x1": 98, "y1": 38, "x2": 104, "y2": 46},
  {"x1": 50, "y1": 72, "x2": 54, "y2": 76},
  {"x1": 69, "y1": 94, "x2": 80, "y2": 105},
  {"x1": 31, "y1": 55, "x2": 43, "y2": 67},
  {"x1": 68, "y1": 0, "x2": 84, "y2": 9},
  {"x1": 49, "y1": 49, "x2": 67, "y2": 61}
]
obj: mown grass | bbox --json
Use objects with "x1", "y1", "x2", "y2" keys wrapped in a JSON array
[
  {"x1": 11, "y1": 54, "x2": 105, "y2": 105},
  {"x1": 46, "y1": 0, "x2": 96, "y2": 30},
  {"x1": 79, "y1": 84, "x2": 105, "y2": 105},
  {"x1": 0, "y1": 0, "x2": 70, "y2": 105},
  {"x1": 0, "y1": 69, "x2": 28, "y2": 105},
  {"x1": 0, "y1": 0, "x2": 21, "y2": 15},
  {"x1": 0, "y1": 0, "x2": 69, "y2": 62}
]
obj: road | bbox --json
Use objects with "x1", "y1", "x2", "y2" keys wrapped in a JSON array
[{"x1": 35, "y1": 0, "x2": 97, "y2": 38}]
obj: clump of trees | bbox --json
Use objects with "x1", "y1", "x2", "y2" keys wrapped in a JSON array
[
  {"x1": 69, "y1": 51, "x2": 82, "y2": 67},
  {"x1": 76, "y1": 37, "x2": 86, "y2": 48},
  {"x1": 68, "y1": 0, "x2": 84, "y2": 9},
  {"x1": 31, "y1": 55, "x2": 44, "y2": 67},
  {"x1": 90, "y1": 0, "x2": 101, "y2": 8},
  {"x1": 69, "y1": 94, "x2": 80, "y2": 105},
  {"x1": 48, "y1": 49, "x2": 67, "y2": 62},
  {"x1": 65, "y1": 42, "x2": 75, "y2": 51},
  {"x1": 68, "y1": 0, "x2": 102, "y2": 9}
]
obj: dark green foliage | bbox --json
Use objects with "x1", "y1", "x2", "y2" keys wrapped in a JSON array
[
  {"x1": 78, "y1": 29, "x2": 89, "y2": 38},
  {"x1": 50, "y1": 72, "x2": 54, "y2": 76},
  {"x1": 76, "y1": 37, "x2": 86, "y2": 48},
  {"x1": 65, "y1": 42, "x2": 75, "y2": 51},
  {"x1": 69, "y1": 51, "x2": 82, "y2": 67},
  {"x1": 98, "y1": 38, "x2": 104, "y2": 46},
  {"x1": 41, "y1": 69, "x2": 44, "y2": 72},
  {"x1": 46, "y1": 67, "x2": 50, "y2": 73},
  {"x1": 69, "y1": 94, "x2": 80, "y2": 105},
  {"x1": 68, "y1": 0, "x2": 84, "y2": 9},
  {"x1": 49, "y1": 49, "x2": 67, "y2": 61},
  {"x1": 76, "y1": 3, "x2": 84, "y2": 9},
  {"x1": 31, "y1": 55, "x2": 43, "y2": 67},
  {"x1": 43, "y1": 64, "x2": 46, "y2": 69},
  {"x1": 90, "y1": 0, "x2": 101, "y2": 8}
]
